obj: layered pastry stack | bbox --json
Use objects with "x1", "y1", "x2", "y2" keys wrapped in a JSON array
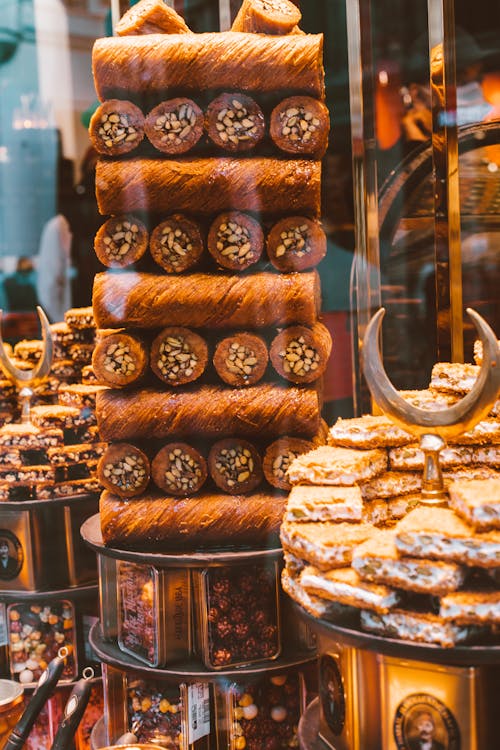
[
  {"x1": 90, "y1": 0, "x2": 331, "y2": 550},
  {"x1": 281, "y1": 357, "x2": 500, "y2": 647},
  {"x1": 0, "y1": 307, "x2": 106, "y2": 501},
  {"x1": 0, "y1": 307, "x2": 98, "y2": 426}
]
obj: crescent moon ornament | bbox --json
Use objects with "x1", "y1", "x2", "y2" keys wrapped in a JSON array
[
  {"x1": 362, "y1": 307, "x2": 500, "y2": 504},
  {"x1": 0, "y1": 306, "x2": 54, "y2": 424}
]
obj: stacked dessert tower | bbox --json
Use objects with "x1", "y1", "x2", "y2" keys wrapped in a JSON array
[
  {"x1": 89, "y1": 0, "x2": 332, "y2": 550},
  {"x1": 0, "y1": 309, "x2": 106, "y2": 750},
  {"x1": 82, "y1": 3, "x2": 331, "y2": 748},
  {"x1": 0, "y1": 307, "x2": 105, "y2": 501}
]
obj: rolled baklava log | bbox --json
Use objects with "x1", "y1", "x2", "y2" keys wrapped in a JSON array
[
  {"x1": 213, "y1": 332, "x2": 268, "y2": 386},
  {"x1": 231, "y1": 0, "x2": 301, "y2": 34},
  {"x1": 93, "y1": 33, "x2": 324, "y2": 101},
  {"x1": 151, "y1": 443, "x2": 207, "y2": 496},
  {"x1": 95, "y1": 157, "x2": 321, "y2": 216},
  {"x1": 205, "y1": 93, "x2": 265, "y2": 152},
  {"x1": 149, "y1": 215, "x2": 204, "y2": 273},
  {"x1": 96, "y1": 384, "x2": 321, "y2": 441},
  {"x1": 92, "y1": 331, "x2": 149, "y2": 388},
  {"x1": 89, "y1": 100, "x2": 144, "y2": 156},
  {"x1": 115, "y1": 0, "x2": 191, "y2": 36},
  {"x1": 270, "y1": 96, "x2": 329, "y2": 157},
  {"x1": 267, "y1": 216, "x2": 326, "y2": 272},
  {"x1": 150, "y1": 326, "x2": 208, "y2": 386},
  {"x1": 270, "y1": 322, "x2": 332, "y2": 384},
  {"x1": 145, "y1": 98, "x2": 203, "y2": 154},
  {"x1": 93, "y1": 270, "x2": 320, "y2": 329},
  {"x1": 263, "y1": 436, "x2": 313, "y2": 490},
  {"x1": 209, "y1": 438, "x2": 263, "y2": 493},
  {"x1": 94, "y1": 215, "x2": 148, "y2": 268},
  {"x1": 100, "y1": 490, "x2": 287, "y2": 549},
  {"x1": 97, "y1": 443, "x2": 150, "y2": 498},
  {"x1": 207, "y1": 212, "x2": 264, "y2": 270}
]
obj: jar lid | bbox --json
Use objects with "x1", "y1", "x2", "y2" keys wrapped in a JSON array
[{"x1": 0, "y1": 679, "x2": 24, "y2": 710}]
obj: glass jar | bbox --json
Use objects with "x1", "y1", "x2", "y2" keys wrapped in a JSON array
[{"x1": 0, "y1": 679, "x2": 24, "y2": 750}]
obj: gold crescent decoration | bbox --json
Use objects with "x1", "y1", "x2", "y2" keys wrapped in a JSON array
[
  {"x1": 0, "y1": 306, "x2": 54, "y2": 424},
  {"x1": 362, "y1": 307, "x2": 500, "y2": 503}
]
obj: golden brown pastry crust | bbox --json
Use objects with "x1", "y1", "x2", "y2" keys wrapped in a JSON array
[
  {"x1": 92, "y1": 270, "x2": 321, "y2": 329},
  {"x1": 266, "y1": 216, "x2": 326, "y2": 272},
  {"x1": 96, "y1": 384, "x2": 321, "y2": 441},
  {"x1": 115, "y1": 0, "x2": 191, "y2": 35},
  {"x1": 89, "y1": 100, "x2": 144, "y2": 156},
  {"x1": 92, "y1": 331, "x2": 149, "y2": 388},
  {"x1": 94, "y1": 215, "x2": 148, "y2": 269},
  {"x1": 149, "y1": 214, "x2": 204, "y2": 273},
  {"x1": 270, "y1": 96, "x2": 329, "y2": 157},
  {"x1": 270, "y1": 322, "x2": 332, "y2": 384},
  {"x1": 100, "y1": 489, "x2": 286, "y2": 548},
  {"x1": 231, "y1": 0, "x2": 302, "y2": 34},
  {"x1": 97, "y1": 443, "x2": 150, "y2": 498},
  {"x1": 92, "y1": 33, "x2": 324, "y2": 100},
  {"x1": 213, "y1": 332, "x2": 269, "y2": 387},
  {"x1": 145, "y1": 98, "x2": 203, "y2": 155},
  {"x1": 95, "y1": 157, "x2": 321, "y2": 216}
]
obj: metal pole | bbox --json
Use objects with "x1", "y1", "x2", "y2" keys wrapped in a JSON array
[
  {"x1": 219, "y1": 0, "x2": 233, "y2": 31},
  {"x1": 428, "y1": 0, "x2": 463, "y2": 362},
  {"x1": 347, "y1": 0, "x2": 382, "y2": 414}
]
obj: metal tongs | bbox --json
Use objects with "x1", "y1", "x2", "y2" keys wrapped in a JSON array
[
  {"x1": 4, "y1": 648, "x2": 68, "y2": 750},
  {"x1": 4, "y1": 649, "x2": 95, "y2": 750},
  {"x1": 49, "y1": 666, "x2": 95, "y2": 750}
]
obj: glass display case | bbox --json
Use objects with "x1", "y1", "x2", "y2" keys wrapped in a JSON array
[{"x1": 0, "y1": 2, "x2": 499, "y2": 750}]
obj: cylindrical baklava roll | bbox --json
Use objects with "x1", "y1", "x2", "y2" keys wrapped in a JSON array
[
  {"x1": 205, "y1": 93, "x2": 265, "y2": 152},
  {"x1": 145, "y1": 98, "x2": 203, "y2": 154},
  {"x1": 231, "y1": 0, "x2": 301, "y2": 34},
  {"x1": 95, "y1": 157, "x2": 321, "y2": 216},
  {"x1": 96, "y1": 384, "x2": 321, "y2": 441},
  {"x1": 207, "y1": 212, "x2": 264, "y2": 270},
  {"x1": 213, "y1": 332, "x2": 268, "y2": 386},
  {"x1": 267, "y1": 216, "x2": 326, "y2": 272},
  {"x1": 270, "y1": 322, "x2": 332, "y2": 384},
  {"x1": 150, "y1": 215, "x2": 204, "y2": 273},
  {"x1": 93, "y1": 270, "x2": 321, "y2": 329},
  {"x1": 97, "y1": 443, "x2": 150, "y2": 498},
  {"x1": 270, "y1": 96, "x2": 329, "y2": 157},
  {"x1": 89, "y1": 100, "x2": 144, "y2": 156},
  {"x1": 150, "y1": 326, "x2": 208, "y2": 386},
  {"x1": 263, "y1": 436, "x2": 313, "y2": 490},
  {"x1": 151, "y1": 442, "x2": 207, "y2": 496},
  {"x1": 92, "y1": 331, "x2": 149, "y2": 388},
  {"x1": 100, "y1": 489, "x2": 286, "y2": 549},
  {"x1": 116, "y1": 0, "x2": 191, "y2": 36},
  {"x1": 314, "y1": 418, "x2": 330, "y2": 446},
  {"x1": 93, "y1": 33, "x2": 325, "y2": 100},
  {"x1": 209, "y1": 438, "x2": 263, "y2": 494},
  {"x1": 94, "y1": 215, "x2": 149, "y2": 268}
]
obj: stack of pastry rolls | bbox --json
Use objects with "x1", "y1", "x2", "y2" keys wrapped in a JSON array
[{"x1": 91, "y1": 0, "x2": 331, "y2": 550}]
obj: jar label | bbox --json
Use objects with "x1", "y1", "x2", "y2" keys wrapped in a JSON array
[
  {"x1": 188, "y1": 683, "x2": 210, "y2": 743},
  {"x1": 394, "y1": 692, "x2": 460, "y2": 750}
]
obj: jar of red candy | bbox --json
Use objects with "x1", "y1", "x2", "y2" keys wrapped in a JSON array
[{"x1": 193, "y1": 561, "x2": 281, "y2": 669}]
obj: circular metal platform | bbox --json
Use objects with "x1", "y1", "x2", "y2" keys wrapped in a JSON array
[
  {"x1": 89, "y1": 620, "x2": 315, "y2": 681},
  {"x1": 293, "y1": 602, "x2": 500, "y2": 667},
  {"x1": 81, "y1": 513, "x2": 283, "y2": 568}
]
